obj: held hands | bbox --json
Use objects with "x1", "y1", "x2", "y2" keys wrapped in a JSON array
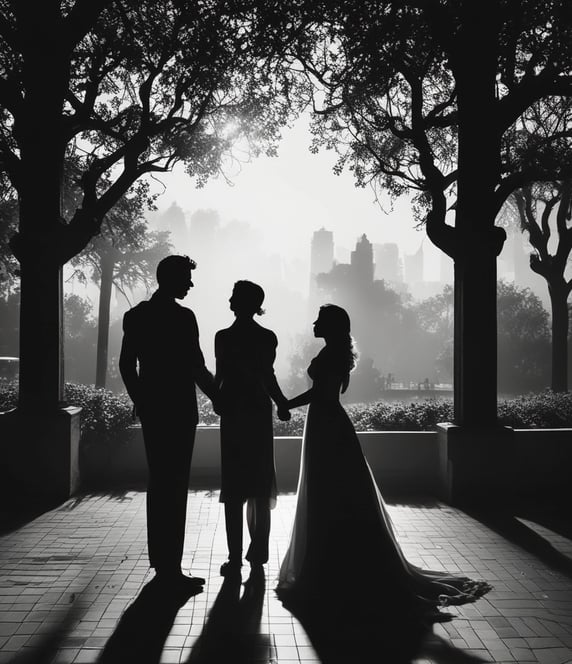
[
  {"x1": 212, "y1": 395, "x2": 224, "y2": 417},
  {"x1": 277, "y1": 402, "x2": 291, "y2": 422}
]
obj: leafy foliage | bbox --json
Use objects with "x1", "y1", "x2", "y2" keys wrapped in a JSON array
[
  {"x1": 286, "y1": 0, "x2": 572, "y2": 252},
  {"x1": 0, "y1": 177, "x2": 18, "y2": 295},
  {"x1": 409, "y1": 281, "x2": 551, "y2": 392},
  {"x1": 497, "y1": 391, "x2": 572, "y2": 429},
  {"x1": 64, "y1": 383, "x2": 134, "y2": 447},
  {"x1": 273, "y1": 392, "x2": 572, "y2": 435},
  {"x1": 0, "y1": 380, "x2": 133, "y2": 446},
  {"x1": 0, "y1": 1, "x2": 295, "y2": 265},
  {"x1": 508, "y1": 179, "x2": 572, "y2": 391},
  {"x1": 196, "y1": 391, "x2": 220, "y2": 426},
  {"x1": 70, "y1": 187, "x2": 169, "y2": 304},
  {"x1": 497, "y1": 280, "x2": 551, "y2": 392},
  {"x1": 0, "y1": 288, "x2": 19, "y2": 356},
  {"x1": 2, "y1": 381, "x2": 570, "y2": 442},
  {"x1": 64, "y1": 294, "x2": 98, "y2": 385},
  {"x1": 0, "y1": 378, "x2": 17, "y2": 411}
]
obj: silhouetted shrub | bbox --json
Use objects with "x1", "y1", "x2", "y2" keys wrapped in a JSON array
[
  {"x1": 0, "y1": 380, "x2": 133, "y2": 447},
  {"x1": 2, "y1": 381, "x2": 571, "y2": 440},
  {"x1": 497, "y1": 391, "x2": 572, "y2": 428},
  {"x1": 273, "y1": 409, "x2": 307, "y2": 436},
  {"x1": 197, "y1": 391, "x2": 220, "y2": 426},
  {"x1": 0, "y1": 378, "x2": 17, "y2": 410},
  {"x1": 64, "y1": 383, "x2": 133, "y2": 446},
  {"x1": 272, "y1": 392, "x2": 572, "y2": 435}
]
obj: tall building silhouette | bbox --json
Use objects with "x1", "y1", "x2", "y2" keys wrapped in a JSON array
[
  {"x1": 309, "y1": 228, "x2": 334, "y2": 307},
  {"x1": 351, "y1": 234, "x2": 375, "y2": 286},
  {"x1": 188, "y1": 208, "x2": 221, "y2": 251},
  {"x1": 310, "y1": 228, "x2": 334, "y2": 279},
  {"x1": 374, "y1": 242, "x2": 403, "y2": 284},
  {"x1": 404, "y1": 242, "x2": 424, "y2": 284},
  {"x1": 156, "y1": 201, "x2": 189, "y2": 251}
]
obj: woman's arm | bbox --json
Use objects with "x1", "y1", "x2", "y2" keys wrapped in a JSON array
[
  {"x1": 287, "y1": 388, "x2": 314, "y2": 409},
  {"x1": 288, "y1": 371, "x2": 342, "y2": 408},
  {"x1": 261, "y1": 334, "x2": 289, "y2": 408}
]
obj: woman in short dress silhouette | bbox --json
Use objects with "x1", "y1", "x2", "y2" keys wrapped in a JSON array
[{"x1": 215, "y1": 280, "x2": 290, "y2": 576}]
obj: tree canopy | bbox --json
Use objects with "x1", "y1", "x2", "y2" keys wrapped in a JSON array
[
  {"x1": 0, "y1": 0, "x2": 291, "y2": 263},
  {"x1": 281, "y1": 0, "x2": 572, "y2": 257}
]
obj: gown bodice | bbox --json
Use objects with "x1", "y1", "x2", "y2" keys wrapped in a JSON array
[{"x1": 307, "y1": 348, "x2": 347, "y2": 405}]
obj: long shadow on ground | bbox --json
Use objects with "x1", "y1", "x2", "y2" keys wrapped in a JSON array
[
  {"x1": 277, "y1": 585, "x2": 487, "y2": 664},
  {"x1": 0, "y1": 489, "x2": 140, "y2": 536},
  {"x1": 98, "y1": 578, "x2": 202, "y2": 664},
  {"x1": 465, "y1": 503, "x2": 572, "y2": 581},
  {"x1": 186, "y1": 566, "x2": 270, "y2": 664},
  {"x1": 3, "y1": 589, "x2": 88, "y2": 664},
  {"x1": 0, "y1": 495, "x2": 62, "y2": 536}
]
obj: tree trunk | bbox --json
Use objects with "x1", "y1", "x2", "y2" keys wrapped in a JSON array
[
  {"x1": 18, "y1": 262, "x2": 64, "y2": 411},
  {"x1": 451, "y1": 2, "x2": 502, "y2": 428},
  {"x1": 453, "y1": 254, "x2": 499, "y2": 427},
  {"x1": 95, "y1": 253, "x2": 115, "y2": 389},
  {"x1": 549, "y1": 286, "x2": 569, "y2": 392},
  {"x1": 16, "y1": 6, "x2": 69, "y2": 411}
]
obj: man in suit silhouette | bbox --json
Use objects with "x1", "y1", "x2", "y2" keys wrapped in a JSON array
[{"x1": 119, "y1": 255, "x2": 216, "y2": 587}]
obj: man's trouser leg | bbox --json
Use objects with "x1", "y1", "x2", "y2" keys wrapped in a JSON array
[
  {"x1": 141, "y1": 415, "x2": 195, "y2": 573},
  {"x1": 224, "y1": 501, "x2": 243, "y2": 563},
  {"x1": 246, "y1": 497, "x2": 270, "y2": 564}
]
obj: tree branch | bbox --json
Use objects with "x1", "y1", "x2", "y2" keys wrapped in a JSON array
[
  {"x1": 62, "y1": 0, "x2": 112, "y2": 51},
  {"x1": 0, "y1": 78, "x2": 23, "y2": 117},
  {"x1": 497, "y1": 73, "x2": 572, "y2": 133},
  {"x1": 0, "y1": 11, "x2": 19, "y2": 52}
]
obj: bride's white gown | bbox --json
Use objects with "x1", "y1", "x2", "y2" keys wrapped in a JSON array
[{"x1": 277, "y1": 348, "x2": 491, "y2": 611}]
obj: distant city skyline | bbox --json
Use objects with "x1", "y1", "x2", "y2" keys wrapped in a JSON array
[
  {"x1": 63, "y1": 113, "x2": 554, "y2": 383},
  {"x1": 145, "y1": 112, "x2": 445, "y2": 284}
]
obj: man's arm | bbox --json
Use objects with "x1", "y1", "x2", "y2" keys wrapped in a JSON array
[
  {"x1": 119, "y1": 311, "x2": 141, "y2": 409},
  {"x1": 213, "y1": 331, "x2": 223, "y2": 390},
  {"x1": 189, "y1": 311, "x2": 217, "y2": 401},
  {"x1": 261, "y1": 333, "x2": 291, "y2": 420}
]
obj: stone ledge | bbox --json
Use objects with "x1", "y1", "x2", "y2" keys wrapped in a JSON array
[{"x1": 0, "y1": 406, "x2": 81, "y2": 503}]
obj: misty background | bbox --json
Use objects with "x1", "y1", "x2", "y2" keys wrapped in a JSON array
[{"x1": 0, "y1": 114, "x2": 561, "y2": 401}]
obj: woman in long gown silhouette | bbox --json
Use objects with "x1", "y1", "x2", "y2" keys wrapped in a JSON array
[
  {"x1": 215, "y1": 280, "x2": 290, "y2": 576},
  {"x1": 277, "y1": 304, "x2": 491, "y2": 614}
]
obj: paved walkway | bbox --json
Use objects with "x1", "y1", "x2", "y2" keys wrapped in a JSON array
[{"x1": 0, "y1": 491, "x2": 571, "y2": 663}]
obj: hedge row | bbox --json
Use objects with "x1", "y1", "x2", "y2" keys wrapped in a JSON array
[
  {"x1": 273, "y1": 392, "x2": 572, "y2": 434},
  {"x1": 1, "y1": 381, "x2": 571, "y2": 445}
]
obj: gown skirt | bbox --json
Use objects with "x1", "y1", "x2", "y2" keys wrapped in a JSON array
[{"x1": 277, "y1": 398, "x2": 491, "y2": 610}]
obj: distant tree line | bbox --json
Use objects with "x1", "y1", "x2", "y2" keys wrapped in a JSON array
[{"x1": 285, "y1": 279, "x2": 556, "y2": 402}]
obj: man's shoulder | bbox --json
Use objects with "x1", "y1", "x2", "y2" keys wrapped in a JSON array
[
  {"x1": 123, "y1": 299, "x2": 195, "y2": 326},
  {"x1": 123, "y1": 300, "x2": 151, "y2": 323},
  {"x1": 174, "y1": 301, "x2": 195, "y2": 315},
  {"x1": 174, "y1": 302, "x2": 198, "y2": 325}
]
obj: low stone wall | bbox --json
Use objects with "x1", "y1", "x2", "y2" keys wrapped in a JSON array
[
  {"x1": 80, "y1": 424, "x2": 572, "y2": 501},
  {"x1": 511, "y1": 428, "x2": 572, "y2": 499},
  {"x1": 80, "y1": 425, "x2": 439, "y2": 494}
]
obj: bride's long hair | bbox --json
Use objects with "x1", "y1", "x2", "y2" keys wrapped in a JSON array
[{"x1": 319, "y1": 304, "x2": 358, "y2": 393}]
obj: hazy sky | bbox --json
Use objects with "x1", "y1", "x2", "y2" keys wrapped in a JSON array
[
  {"x1": 149, "y1": 112, "x2": 443, "y2": 281},
  {"x1": 65, "y1": 113, "x2": 548, "y2": 382}
]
